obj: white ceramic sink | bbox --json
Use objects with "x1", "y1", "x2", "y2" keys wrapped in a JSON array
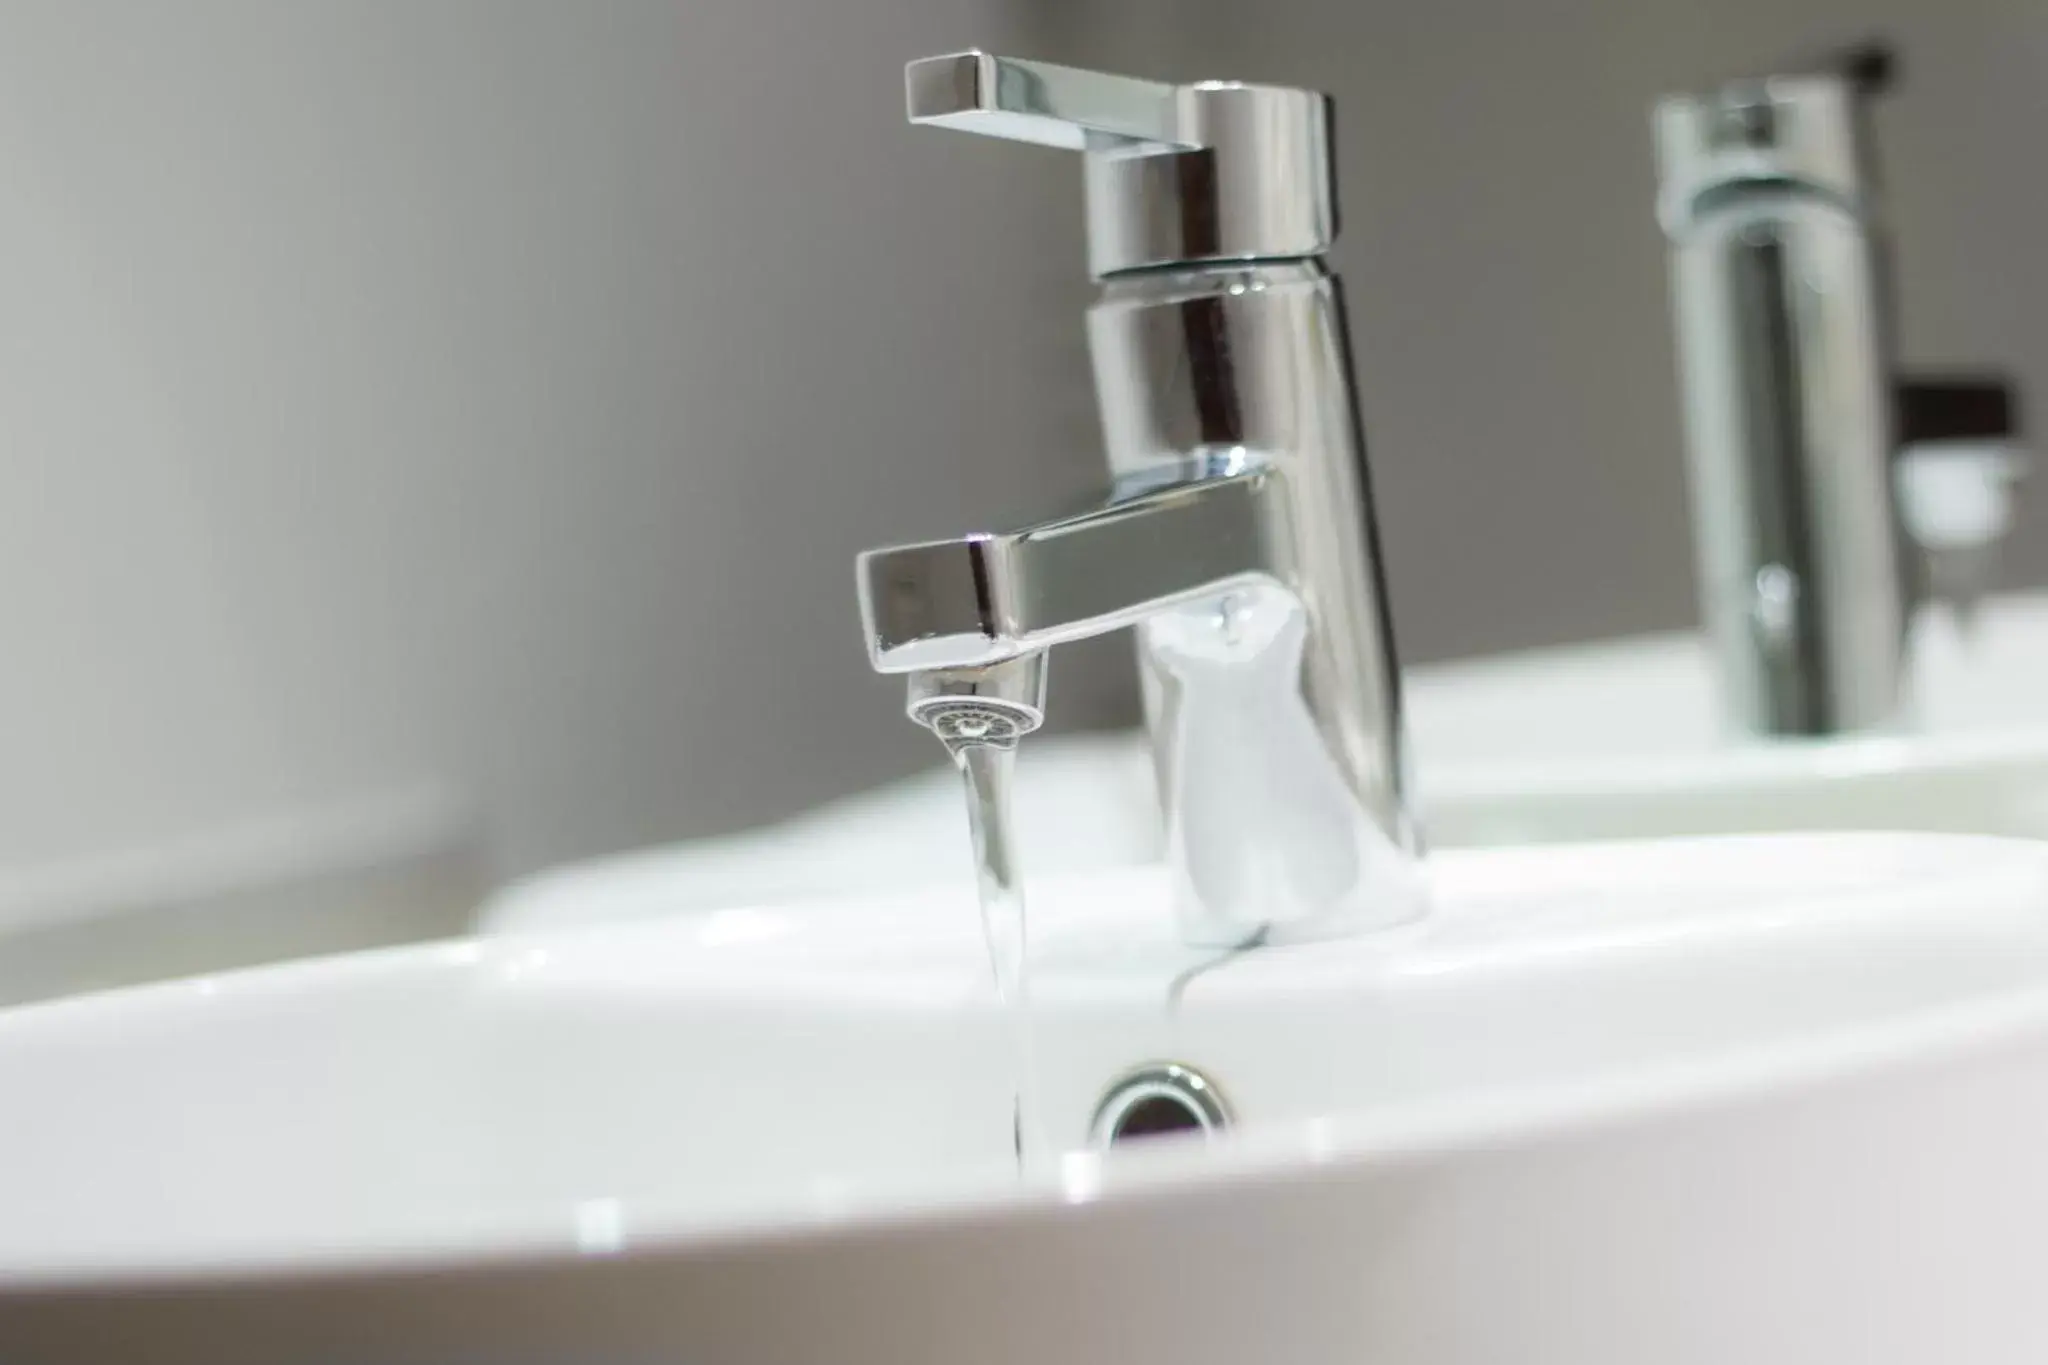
[
  {"x1": 11, "y1": 832, "x2": 2048, "y2": 1360},
  {"x1": 487, "y1": 590, "x2": 2048, "y2": 931}
]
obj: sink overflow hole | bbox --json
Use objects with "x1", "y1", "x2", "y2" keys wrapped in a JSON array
[{"x1": 1090, "y1": 1063, "x2": 1232, "y2": 1147}]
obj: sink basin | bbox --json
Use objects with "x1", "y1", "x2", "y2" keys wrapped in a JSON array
[
  {"x1": 486, "y1": 590, "x2": 2048, "y2": 931},
  {"x1": 10, "y1": 832, "x2": 2048, "y2": 1360}
]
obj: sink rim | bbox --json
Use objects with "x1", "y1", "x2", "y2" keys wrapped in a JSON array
[
  {"x1": 16, "y1": 959, "x2": 2048, "y2": 1295},
  {"x1": 8, "y1": 832, "x2": 2048, "y2": 1290}
]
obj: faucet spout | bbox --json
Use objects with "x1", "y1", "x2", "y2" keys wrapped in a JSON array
[{"x1": 858, "y1": 470, "x2": 1285, "y2": 674}]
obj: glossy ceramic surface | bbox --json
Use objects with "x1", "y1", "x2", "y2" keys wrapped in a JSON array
[{"x1": 9, "y1": 834, "x2": 2048, "y2": 1360}]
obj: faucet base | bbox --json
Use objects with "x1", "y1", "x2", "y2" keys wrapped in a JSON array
[{"x1": 1145, "y1": 587, "x2": 1428, "y2": 948}]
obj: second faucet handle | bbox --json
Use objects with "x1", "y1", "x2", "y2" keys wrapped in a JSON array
[{"x1": 1895, "y1": 374, "x2": 2029, "y2": 628}]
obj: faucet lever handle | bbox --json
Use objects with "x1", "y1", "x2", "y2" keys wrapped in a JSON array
[{"x1": 904, "y1": 51, "x2": 1196, "y2": 153}]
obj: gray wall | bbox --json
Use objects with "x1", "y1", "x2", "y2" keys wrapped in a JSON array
[
  {"x1": 0, "y1": 0, "x2": 1118, "y2": 879},
  {"x1": 0, "y1": 1, "x2": 2041, "y2": 884}
]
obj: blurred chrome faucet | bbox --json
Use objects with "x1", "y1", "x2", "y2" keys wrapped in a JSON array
[
  {"x1": 1655, "y1": 43, "x2": 2024, "y2": 738},
  {"x1": 857, "y1": 50, "x2": 1424, "y2": 946}
]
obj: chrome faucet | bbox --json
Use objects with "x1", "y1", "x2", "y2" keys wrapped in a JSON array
[
  {"x1": 1655, "y1": 43, "x2": 2025, "y2": 738},
  {"x1": 856, "y1": 50, "x2": 1425, "y2": 947}
]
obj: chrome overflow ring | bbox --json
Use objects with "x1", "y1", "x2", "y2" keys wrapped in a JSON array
[{"x1": 1089, "y1": 1063, "x2": 1232, "y2": 1147}]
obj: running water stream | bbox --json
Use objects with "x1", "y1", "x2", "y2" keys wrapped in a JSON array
[{"x1": 913, "y1": 691, "x2": 1047, "y2": 1173}]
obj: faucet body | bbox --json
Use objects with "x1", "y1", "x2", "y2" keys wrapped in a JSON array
[
  {"x1": 859, "y1": 52, "x2": 1422, "y2": 946},
  {"x1": 1656, "y1": 60, "x2": 1908, "y2": 737}
]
